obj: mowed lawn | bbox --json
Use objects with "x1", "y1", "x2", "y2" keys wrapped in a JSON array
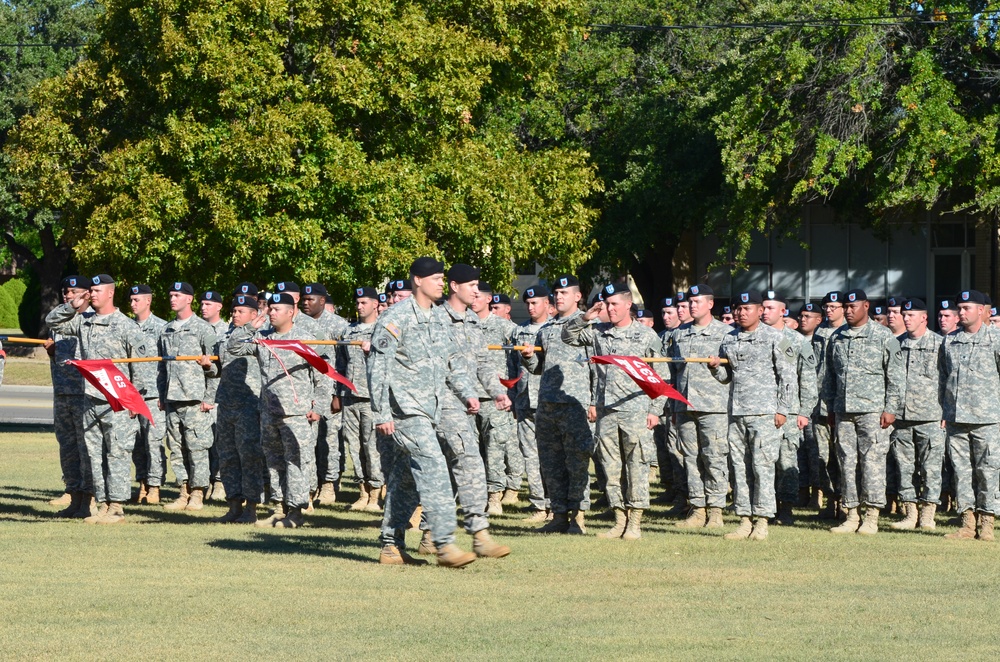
[{"x1": 0, "y1": 432, "x2": 992, "y2": 660}]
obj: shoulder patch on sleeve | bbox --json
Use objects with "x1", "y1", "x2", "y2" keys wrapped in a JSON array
[
  {"x1": 377, "y1": 337, "x2": 390, "y2": 350},
  {"x1": 385, "y1": 322, "x2": 401, "y2": 340}
]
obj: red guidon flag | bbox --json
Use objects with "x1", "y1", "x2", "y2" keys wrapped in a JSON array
[
  {"x1": 67, "y1": 359, "x2": 154, "y2": 423},
  {"x1": 258, "y1": 339, "x2": 357, "y2": 393},
  {"x1": 591, "y1": 355, "x2": 692, "y2": 407},
  {"x1": 499, "y1": 372, "x2": 522, "y2": 389}
]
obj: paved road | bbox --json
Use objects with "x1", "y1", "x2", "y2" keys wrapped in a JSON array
[{"x1": 0, "y1": 385, "x2": 54, "y2": 426}]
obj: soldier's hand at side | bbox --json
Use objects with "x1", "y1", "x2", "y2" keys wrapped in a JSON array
[
  {"x1": 200, "y1": 402, "x2": 214, "y2": 412},
  {"x1": 880, "y1": 412, "x2": 895, "y2": 429},
  {"x1": 774, "y1": 413, "x2": 787, "y2": 429},
  {"x1": 587, "y1": 405, "x2": 597, "y2": 423},
  {"x1": 494, "y1": 394, "x2": 512, "y2": 411},
  {"x1": 376, "y1": 421, "x2": 395, "y2": 436},
  {"x1": 708, "y1": 355, "x2": 721, "y2": 369},
  {"x1": 331, "y1": 396, "x2": 341, "y2": 414},
  {"x1": 306, "y1": 411, "x2": 320, "y2": 422},
  {"x1": 158, "y1": 401, "x2": 164, "y2": 411},
  {"x1": 797, "y1": 415, "x2": 809, "y2": 430},
  {"x1": 940, "y1": 420, "x2": 946, "y2": 430},
  {"x1": 466, "y1": 398, "x2": 480, "y2": 415},
  {"x1": 646, "y1": 414, "x2": 658, "y2": 430}
]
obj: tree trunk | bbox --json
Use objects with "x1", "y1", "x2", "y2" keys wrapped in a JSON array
[
  {"x1": 629, "y1": 241, "x2": 677, "y2": 332},
  {"x1": 3, "y1": 222, "x2": 71, "y2": 337}
]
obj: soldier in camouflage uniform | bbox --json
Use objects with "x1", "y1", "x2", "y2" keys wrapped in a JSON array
[
  {"x1": 471, "y1": 281, "x2": 519, "y2": 515},
  {"x1": 654, "y1": 296, "x2": 686, "y2": 513},
  {"x1": 228, "y1": 291, "x2": 330, "y2": 529},
  {"x1": 809, "y1": 292, "x2": 848, "y2": 516},
  {"x1": 489, "y1": 292, "x2": 524, "y2": 503},
  {"x1": 336, "y1": 286, "x2": 381, "y2": 512},
  {"x1": 200, "y1": 290, "x2": 229, "y2": 501},
  {"x1": 822, "y1": 289, "x2": 905, "y2": 535},
  {"x1": 711, "y1": 291, "x2": 795, "y2": 541},
  {"x1": 664, "y1": 284, "x2": 732, "y2": 529},
  {"x1": 564, "y1": 282, "x2": 667, "y2": 540},
  {"x1": 128, "y1": 284, "x2": 167, "y2": 505},
  {"x1": 45, "y1": 275, "x2": 90, "y2": 515},
  {"x1": 939, "y1": 289, "x2": 1000, "y2": 541},
  {"x1": 762, "y1": 291, "x2": 818, "y2": 526},
  {"x1": 46, "y1": 274, "x2": 153, "y2": 524},
  {"x1": 888, "y1": 297, "x2": 945, "y2": 532},
  {"x1": 159, "y1": 281, "x2": 220, "y2": 512},
  {"x1": 521, "y1": 275, "x2": 594, "y2": 534},
  {"x1": 509, "y1": 286, "x2": 551, "y2": 519},
  {"x1": 212, "y1": 295, "x2": 265, "y2": 523},
  {"x1": 369, "y1": 258, "x2": 481, "y2": 568}
]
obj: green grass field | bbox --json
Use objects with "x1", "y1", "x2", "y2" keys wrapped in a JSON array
[
  {"x1": 0, "y1": 432, "x2": 991, "y2": 660},
  {"x1": 4, "y1": 358, "x2": 53, "y2": 386}
]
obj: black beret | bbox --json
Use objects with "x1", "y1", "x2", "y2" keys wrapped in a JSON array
[
  {"x1": 636, "y1": 309, "x2": 655, "y2": 319},
  {"x1": 986, "y1": 294, "x2": 994, "y2": 306},
  {"x1": 903, "y1": 298, "x2": 926, "y2": 311},
  {"x1": 130, "y1": 284, "x2": 152, "y2": 295},
  {"x1": 675, "y1": 291, "x2": 687, "y2": 302},
  {"x1": 959, "y1": 290, "x2": 987, "y2": 305},
  {"x1": 887, "y1": 296, "x2": 903, "y2": 308},
  {"x1": 491, "y1": 293, "x2": 511, "y2": 305},
  {"x1": 388, "y1": 278, "x2": 412, "y2": 292},
  {"x1": 200, "y1": 291, "x2": 223, "y2": 302},
  {"x1": 722, "y1": 305, "x2": 732, "y2": 314},
  {"x1": 354, "y1": 286, "x2": 379, "y2": 299},
  {"x1": 601, "y1": 282, "x2": 631, "y2": 297},
  {"x1": 168, "y1": 281, "x2": 193, "y2": 295},
  {"x1": 763, "y1": 290, "x2": 786, "y2": 304},
  {"x1": 446, "y1": 263, "x2": 480, "y2": 284},
  {"x1": 872, "y1": 305, "x2": 884, "y2": 316},
  {"x1": 269, "y1": 292, "x2": 296, "y2": 306},
  {"x1": 822, "y1": 291, "x2": 844, "y2": 305},
  {"x1": 629, "y1": 303, "x2": 639, "y2": 316},
  {"x1": 660, "y1": 297, "x2": 676, "y2": 309},
  {"x1": 939, "y1": 299, "x2": 955, "y2": 310},
  {"x1": 782, "y1": 308, "x2": 791, "y2": 317},
  {"x1": 687, "y1": 284, "x2": 713, "y2": 297},
  {"x1": 234, "y1": 282, "x2": 258, "y2": 296},
  {"x1": 474, "y1": 281, "x2": 491, "y2": 294},
  {"x1": 523, "y1": 284, "x2": 551, "y2": 300},
  {"x1": 410, "y1": 257, "x2": 444, "y2": 278},
  {"x1": 553, "y1": 275, "x2": 580, "y2": 289},
  {"x1": 734, "y1": 290, "x2": 763, "y2": 305},
  {"x1": 62, "y1": 275, "x2": 87, "y2": 289},
  {"x1": 845, "y1": 289, "x2": 867, "y2": 303},
  {"x1": 303, "y1": 283, "x2": 328, "y2": 296},
  {"x1": 91, "y1": 274, "x2": 115, "y2": 286},
  {"x1": 800, "y1": 302, "x2": 821, "y2": 314},
  {"x1": 378, "y1": 293, "x2": 388, "y2": 303},
  {"x1": 231, "y1": 295, "x2": 258, "y2": 310},
  {"x1": 275, "y1": 281, "x2": 300, "y2": 294}
]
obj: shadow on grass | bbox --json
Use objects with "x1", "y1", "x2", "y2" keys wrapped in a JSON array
[{"x1": 207, "y1": 532, "x2": 372, "y2": 562}]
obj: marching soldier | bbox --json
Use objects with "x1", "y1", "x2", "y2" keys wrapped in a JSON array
[{"x1": 128, "y1": 284, "x2": 167, "y2": 504}]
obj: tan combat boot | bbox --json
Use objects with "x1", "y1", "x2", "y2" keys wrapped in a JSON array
[
  {"x1": 49, "y1": 491, "x2": 73, "y2": 507},
  {"x1": 364, "y1": 484, "x2": 383, "y2": 512},
  {"x1": 487, "y1": 492, "x2": 504, "y2": 516},
  {"x1": 274, "y1": 506, "x2": 304, "y2": 529},
  {"x1": 501, "y1": 489, "x2": 519, "y2": 505},
  {"x1": 255, "y1": 502, "x2": 286, "y2": 528},
  {"x1": 214, "y1": 499, "x2": 244, "y2": 523},
  {"x1": 676, "y1": 506, "x2": 707, "y2": 528},
  {"x1": 317, "y1": 482, "x2": 336, "y2": 506},
  {"x1": 186, "y1": 487, "x2": 205, "y2": 511},
  {"x1": 917, "y1": 502, "x2": 937, "y2": 530},
  {"x1": 350, "y1": 483, "x2": 370, "y2": 511},
  {"x1": 538, "y1": 511, "x2": 570, "y2": 533},
  {"x1": 598, "y1": 508, "x2": 627, "y2": 539},
  {"x1": 856, "y1": 506, "x2": 879, "y2": 535},
  {"x1": 164, "y1": 483, "x2": 190, "y2": 511},
  {"x1": 146, "y1": 486, "x2": 160, "y2": 505},
  {"x1": 830, "y1": 507, "x2": 860, "y2": 534},
  {"x1": 808, "y1": 488, "x2": 823, "y2": 510},
  {"x1": 96, "y1": 502, "x2": 126, "y2": 525},
  {"x1": 408, "y1": 505, "x2": 423, "y2": 529},
  {"x1": 235, "y1": 501, "x2": 259, "y2": 524},
  {"x1": 473, "y1": 529, "x2": 511, "y2": 558},
  {"x1": 72, "y1": 495, "x2": 96, "y2": 519},
  {"x1": 417, "y1": 529, "x2": 437, "y2": 555},
  {"x1": 130, "y1": 483, "x2": 146, "y2": 505},
  {"x1": 945, "y1": 509, "x2": 976, "y2": 539},
  {"x1": 210, "y1": 481, "x2": 226, "y2": 501},
  {"x1": 724, "y1": 516, "x2": 753, "y2": 540},
  {"x1": 525, "y1": 509, "x2": 549, "y2": 523},
  {"x1": 84, "y1": 502, "x2": 110, "y2": 524},
  {"x1": 978, "y1": 513, "x2": 995, "y2": 542},
  {"x1": 436, "y1": 544, "x2": 477, "y2": 568},
  {"x1": 379, "y1": 544, "x2": 427, "y2": 566},
  {"x1": 705, "y1": 506, "x2": 724, "y2": 529},
  {"x1": 749, "y1": 517, "x2": 769, "y2": 541},
  {"x1": 303, "y1": 491, "x2": 316, "y2": 515},
  {"x1": 621, "y1": 509, "x2": 643, "y2": 541},
  {"x1": 566, "y1": 510, "x2": 587, "y2": 535},
  {"x1": 56, "y1": 492, "x2": 83, "y2": 518},
  {"x1": 890, "y1": 502, "x2": 918, "y2": 530}
]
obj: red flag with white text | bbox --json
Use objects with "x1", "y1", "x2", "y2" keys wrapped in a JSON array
[
  {"x1": 67, "y1": 360, "x2": 154, "y2": 423},
  {"x1": 258, "y1": 339, "x2": 357, "y2": 393},
  {"x1": 590, "y1": 355, "x2": 692, "y2": 407}
]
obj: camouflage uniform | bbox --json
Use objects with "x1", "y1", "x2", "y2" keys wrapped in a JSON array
[
  {"x1": 158, "y1": 315, "x2": 220, "y2": 490},
  {"x1": 367, "y1": 297, "x2": 478, "y2": 549},
  {"x1": 46, "y1": 303, "x2": 153, "y2": 503},
  {"x1": 776, "y1": 327, "x2": 819, "y2": 504},
  {"x1": 215, "y1": 322, "x2": 265, "y2": 503},
  {"x1": 207, "y1": 318, "x2": 229, "y2": 486},
  {"x1": 893, "y1": 329, "x2": 945, "y2": 505},
  {"x1": 337, "y1": 320, "x2": 381, "y2": 487},
  {"x1": 305, "y1": 310, "x2": 348, "y2": 491},
  {"x1": 654, "y1": 329, "x2": 685, "y2": 496},
  {"x1": 940, "y1": 324, "x2": 1000, "y2": 515},
  {"x1": 523, "y1": 311, "x2": 594, "y2": 514},
  {"x1": 228, "y1": 324, "x2": 329, "y2": 508},
  {"x1": 713, "y1": 323, "x2": 795, "y2": 518},
  {"x1": 822, "y1": 321, "x2": 905, "y2": 509},
  {"x1": 665, "y1": 319, "x2": 732, "y2": 509},
  {"x1": 132, "y1": 313, "x2": 167, "y2": 488},
  {"x1": 476, "y1": 312, "x2": 519, "y2": 494},
  {"x1": 510, "y1": 319, "x2": 549, "y2": 511},
  {"x1": 50, "y1": 328, "x2": 88, "y2": 494},
  {"x1": 806, "y1": 323, "x2": 843, "y2": 498},
  {"x1": 563, "y1": 316, "x2": 666, "y2": 510}
]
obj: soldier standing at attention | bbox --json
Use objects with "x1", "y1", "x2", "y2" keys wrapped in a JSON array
[
  {"x1": 489, "y1": 293, "x2": 513, "y2": 320},
  {"x1": 822, "y1": 289, "x2": 905, "y2": 535},
  {"x1": 159, "y1": 282, "x2": 220, "y2": 512},
  {"x1": 813, "y1": 292, "x2": 848, "y2": 518},
  {"x1": 128, "y1": 284, "x2": 167, "y2": 505},
  {"x1": 676, "y1": 292, "x2": 692, "y2": 325},
  {"x1": 796, "y1": 301, "x2": 830, "y2": 511},
  {"x1": 888, "y1": 298, "x2": 945, "y2": 531},
  {"x1": 938, "y1": 300, "x2": 959, "y2": 335},
  {"x1": 654, "y1": 296, "x2": 687, "y2": 513},
  {"x1": 520, "y1": 275, "x2": 594, "y2": 534},
  {"x1": 710, "y1": 291, "x2": 794, "y2": 540},
  {"x1": 563, "y1": 282, "x2": 666, "y2": 540},
  {"x1": 886, "y1": 296, "x2": 906, "y2": 336},
  {"x1": 666, "y1": 284, "x2": 732, "y2": 529},
  {"x1": 388, "y1": 278, "x2": 412, "y2": 305},
  {"x1": 369, "y1": 257, "x2": 480, "y2": 567},
  {"x1": 46, "y1": 275, "x2": 153, "y2": 524},
  {"x1": 227, "y1": 292, "x2": 330, "y2": 529},
  {"x1": 199, "y1": 290, "x2": 228, "y2": 501},
  {"x1": 940, "y1": 290, "x2": 1000, "y2": 541}
]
